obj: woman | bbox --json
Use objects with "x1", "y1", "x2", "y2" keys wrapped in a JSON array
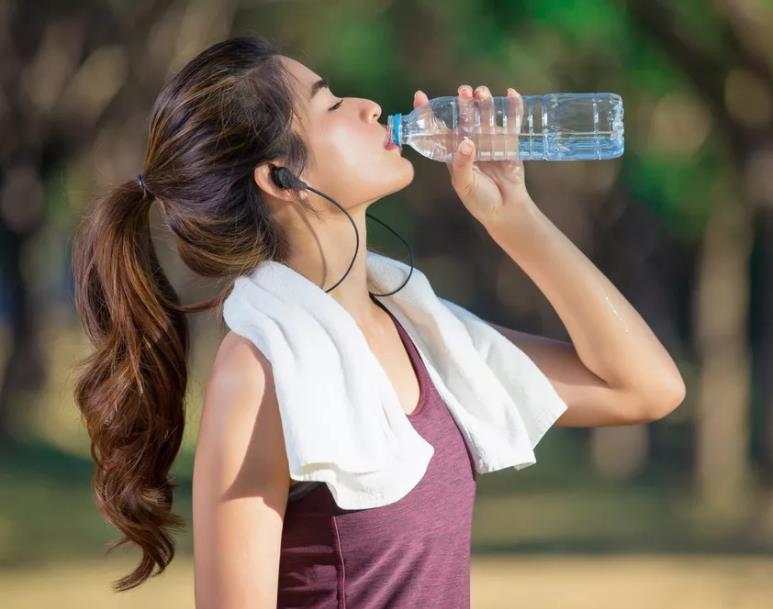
[{"x1": 71, "y1": 35, "x2": 685, "y2": 607}]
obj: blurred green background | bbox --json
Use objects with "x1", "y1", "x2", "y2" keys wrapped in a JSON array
[{"x1": 1, "y1": 0, "x2": 773, "y2": 607}]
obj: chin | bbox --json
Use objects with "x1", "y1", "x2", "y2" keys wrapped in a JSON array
[
  {"x1": 398, "y1": 157, "x2": 415, "y2": 183},
  {"x1": 360, "y1": 160, "x2": 415, "y2": 204},
  {"x1": 391, "y1": 162, "x2": 415, "y2": 192}
]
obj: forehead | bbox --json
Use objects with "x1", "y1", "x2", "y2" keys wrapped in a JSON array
[
  {"x1": 280, "y1": 56, "x2": 328, "y2": 136},
  {"x1": 281, "y1": 56, "x2": 322, "y2": 99}
]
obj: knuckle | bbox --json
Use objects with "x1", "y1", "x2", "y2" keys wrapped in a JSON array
[{"x1": 453, "y1": 178, "x2": 474, "y2": 198}]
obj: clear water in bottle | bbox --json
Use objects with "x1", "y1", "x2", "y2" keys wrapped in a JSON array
[{"x1": 386, "y1": 93, "x2": 624, "y2": 162}]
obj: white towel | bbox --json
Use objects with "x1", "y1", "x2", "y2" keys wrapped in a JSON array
[{"x1": 222, "y1": 250, "x2": 568, "y2": 509}]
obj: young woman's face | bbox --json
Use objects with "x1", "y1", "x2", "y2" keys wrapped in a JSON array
[{"x1": 281, "y1": 55, "x2": 414, "y2": 209}]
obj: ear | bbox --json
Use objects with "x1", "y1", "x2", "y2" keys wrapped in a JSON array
[{"x1": 253, "y1": 162, "x2": 308, "y2": 202}]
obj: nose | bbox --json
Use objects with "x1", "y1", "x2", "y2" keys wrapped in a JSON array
[{"x1": 365, "y1": 99, "x2": 381, "y2": 122}]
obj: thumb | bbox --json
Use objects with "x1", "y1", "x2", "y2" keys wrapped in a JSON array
[{"x1": 448, "y1": 136, "x2": 475, "y2": 196}]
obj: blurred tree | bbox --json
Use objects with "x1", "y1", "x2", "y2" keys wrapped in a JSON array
[
  {"x1": 0, "y1": 0, "x2": 240, "y2": 444},
  {"x1": 624, "y1": 0, "x2": 773, "y2": 518},
  {"x1": 2, "y1": 1, "x2": 770, "y2": 544}
]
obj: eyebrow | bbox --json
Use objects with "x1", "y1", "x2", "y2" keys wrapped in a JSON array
[{"x1": 310, "y1": 77, "x2": 329, "y2": 100}]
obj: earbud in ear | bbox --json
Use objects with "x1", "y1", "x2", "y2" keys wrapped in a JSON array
[{"x1": 271, "y1": 166, "x2": 301, "y2": 190}]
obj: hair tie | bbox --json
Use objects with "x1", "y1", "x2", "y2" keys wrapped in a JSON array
[{"x1": 135, "y1": 173, "x2": 150, "y2": 199}]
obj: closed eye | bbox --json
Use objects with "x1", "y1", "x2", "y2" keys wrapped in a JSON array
[{"x1": 329, "y1": 99, "x2": 343, "y2": 111}]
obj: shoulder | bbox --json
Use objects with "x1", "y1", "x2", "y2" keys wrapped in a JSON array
[
  {"x1": 195, "y1": 330, "x2": 289, "y2": 494},
  {"x1": 212, "y1": 330, "x2": 273, "y2": 388},
  {"x1": 193, "y1": 331, "x2": 289, "y2": 607}
]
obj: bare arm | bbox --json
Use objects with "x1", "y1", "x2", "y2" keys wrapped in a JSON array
[
  {"x1": 486, "y1": 321, "x2": 669, "y2": 427},
  {"x1": 193, "y1": 331, "x2": 290, "y2": 609},
  {"x1": 483, "y1": 202, "x2": 686, "y2": 425}
]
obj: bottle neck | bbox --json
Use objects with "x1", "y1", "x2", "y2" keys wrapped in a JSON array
[{"x1": 387, "y1": 113, "x2": 402, "y2": 146}]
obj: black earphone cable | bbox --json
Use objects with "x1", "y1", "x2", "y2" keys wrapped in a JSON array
[{"x1": 270, "y1": 166, "x2": 414, "y2": 296}]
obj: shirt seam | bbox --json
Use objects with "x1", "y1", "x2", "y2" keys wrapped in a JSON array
[{"x1": 330, "y1": 514, "x2": 347, "y2": 609}]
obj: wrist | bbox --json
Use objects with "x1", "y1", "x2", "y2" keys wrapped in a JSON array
[{"x1": 483, "y1": 197, "x2": 545, "y2": 240}]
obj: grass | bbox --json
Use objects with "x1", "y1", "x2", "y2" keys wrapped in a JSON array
[
  {"x1": 3, "y1": 351, "x2": 772, "y2": 609},
  {"x1": 2, "y1": 430, "x2": 771, "y2": 571},
  {"x1": 1, "y1": 554, "x2": 772, "y2": 609}
]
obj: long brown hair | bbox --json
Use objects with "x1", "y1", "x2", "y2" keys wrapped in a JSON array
[{"x1": 70, "y1": 36, "x2": 308, "y2": 591}]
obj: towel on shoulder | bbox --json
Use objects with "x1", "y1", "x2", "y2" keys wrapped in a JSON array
[{"x1": 222, "y1": 250, "x2": 568, "y2": 509}]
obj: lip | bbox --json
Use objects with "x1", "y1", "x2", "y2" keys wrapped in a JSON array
[{"x1": 381, "y1": 124, "x2": 400, "y2": 151}]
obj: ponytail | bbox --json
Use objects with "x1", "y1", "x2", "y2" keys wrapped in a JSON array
[
  {"x1": 72, "y1": 178, "x2": 192, "y2": 591},
  {"x1": 70, "y1": 34, "x2": 307, "y2": 591}
]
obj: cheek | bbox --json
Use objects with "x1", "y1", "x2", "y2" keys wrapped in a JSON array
[
  {"x1": 332, "y1": 121, "x2": 384, "y2": 165},
  {"x1": 311, "y1": 118, "x2": 406, "y2": 196},
  {"x1": 327, "y1": 120, "x2": 361, "y2": 151},
  {"x1": 307, "y1": 121, "x2": 347, "y2": 169}
]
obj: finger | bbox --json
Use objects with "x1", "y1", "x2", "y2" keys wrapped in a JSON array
[
  {"x1": 448, "y1": 135, "x2": 475, "y2": 197},
  {"x1": 458, "y1": 84, "x2": 474, "y2": 157},
  {"x1": 413, "y1": 89, "x2": 429, "y2": 109},
  {"x1": 475, "y1": 85, "x2": 494, "y2": 160},
  {"x1": 412, "y1": 90, "x2": 435, "y2": 136},
  {"x1": 506, "y1": 87, "x2": 524, "y2": 162}
]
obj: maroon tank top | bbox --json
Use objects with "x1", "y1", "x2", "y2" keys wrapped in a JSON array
[{"x1": 277, "y1": 296, "x2": 478, "y2": 608}]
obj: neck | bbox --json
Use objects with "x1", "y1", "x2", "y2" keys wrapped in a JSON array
[{"x1": 281, "y1": 204, "x2": 384, "y2": 329}]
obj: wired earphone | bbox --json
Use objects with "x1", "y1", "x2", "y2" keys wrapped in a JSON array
[
  {"x1": 135, "y1": 168, "x2": 415, "y2": 297},
  {"x1": 269, "y1": 165, "x2": 414, "y2": 296}
]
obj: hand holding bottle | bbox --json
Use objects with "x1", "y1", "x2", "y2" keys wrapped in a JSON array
[{"x1": 413, "y1": 84, "x2": 535, "y2": 226}]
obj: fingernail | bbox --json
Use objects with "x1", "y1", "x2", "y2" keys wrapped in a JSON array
[{"x1": 460, "y1": 138, "x2": 473, "y2": 155}]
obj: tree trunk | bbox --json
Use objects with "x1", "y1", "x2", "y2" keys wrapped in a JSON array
[{"x1": 693, "y1": 194, "x2": 753, "y2": 517}]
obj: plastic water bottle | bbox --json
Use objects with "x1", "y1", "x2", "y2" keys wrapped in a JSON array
[{"x1": 386, "y1": 93, "x2": 624, "y2": 162}]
